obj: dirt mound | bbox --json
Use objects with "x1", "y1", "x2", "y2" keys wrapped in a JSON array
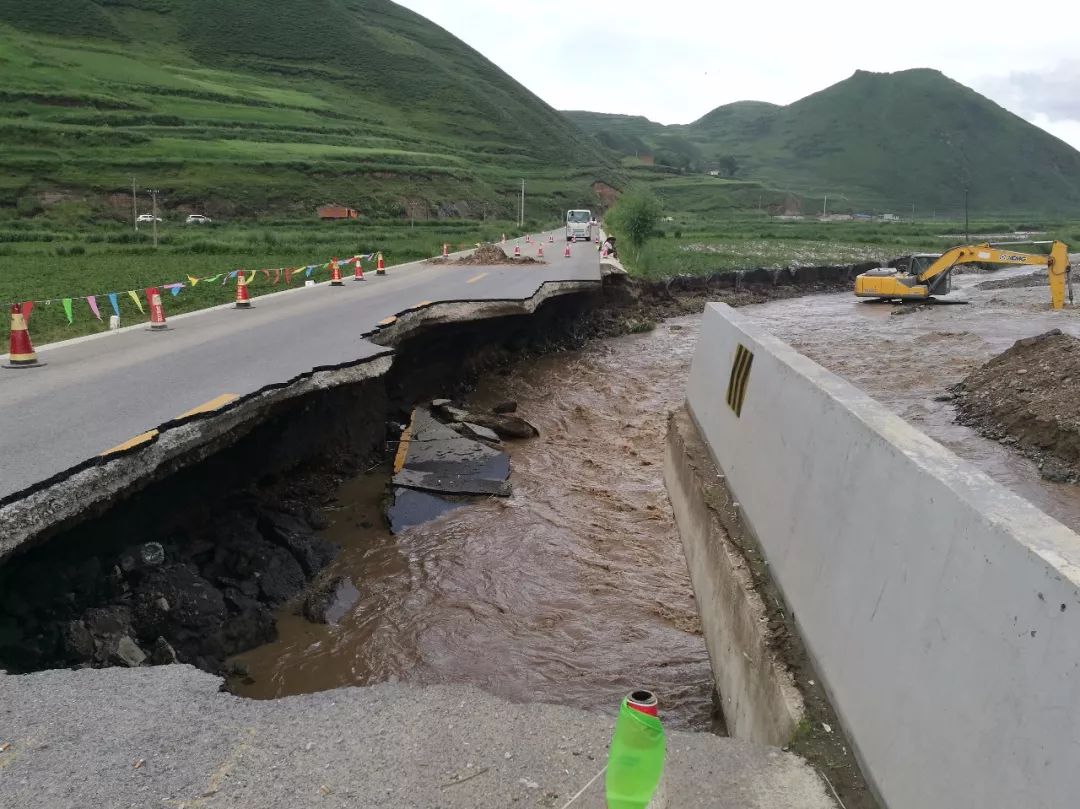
[
  {"x1": 427, "y1": 243, "x2": 546, "y2": 266},
  {"x1": 975, "y1": 271, "x2": 1048, "y2": 291},
  {"x1": 952, "y1": 329, "x2": 1080, "y2": 481}
]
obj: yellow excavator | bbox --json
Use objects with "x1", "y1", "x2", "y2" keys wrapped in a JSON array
[{"x1": 854, "y1": 240, "x2": 1072, "y2": 309}]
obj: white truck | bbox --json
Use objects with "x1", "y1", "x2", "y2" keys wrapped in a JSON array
[{"x1": 565, "y1": 209, "x2": 594, "y2": 242}]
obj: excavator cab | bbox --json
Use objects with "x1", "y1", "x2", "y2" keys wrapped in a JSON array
[{"x1": 855, "y1": 254, "x2": 949, "y2": 300}]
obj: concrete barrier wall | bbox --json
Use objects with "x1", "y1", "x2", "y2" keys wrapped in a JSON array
[{"x1": 686, "y1": 303, "x2": 1080, "y2": 809}]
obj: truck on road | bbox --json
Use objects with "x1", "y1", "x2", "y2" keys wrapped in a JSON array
[{"x1": 565, "y1": 209, "x2": 594, "y2": 242}]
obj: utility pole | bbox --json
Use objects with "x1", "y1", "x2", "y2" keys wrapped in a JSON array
[
  {"x1": 911, "y1": 202, "x2": 915, "y2": 223},
  {"x1": 822, "y1": 194, "x2": 828, "y2": 218},
  {"x1": 131, "y1": 177, "x2": 138, "y2": 232},
  {"x1": 519, "y1": 179, "x2": 525, "y2": 228},
  {"x1": 148, "y1": 188, "x2": 159, "y2": 248},
  {"x1": 964, "y1": 187, "x2": 970, "y2": 242}
]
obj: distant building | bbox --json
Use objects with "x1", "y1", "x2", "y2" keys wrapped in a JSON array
[
  {"x1": 880, "y1": 213, "x2": 900, "y2": 222},
  {"x1": 317, "y1": 205, "x2": 358, "y2": 220},
  {"x1": 819, "y1": 213, "x2": 854, "y2": 222},
  {"x1": 708, "y1": 170, "x2": 721, "y2": 177},
  {"x1": 638, "y1": 154, "x2": 655, "y2": 166}
]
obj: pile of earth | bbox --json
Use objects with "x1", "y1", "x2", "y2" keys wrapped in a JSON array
[
  {"x1": 952, "y1": 329, "x2": 1080, "y2": 482},
  {"x1": 427, "y1": 243, "x2": 546, "y2": 266},
  {"x1": 975, "y1": 271, "x2": 1048, "y2": 291}
]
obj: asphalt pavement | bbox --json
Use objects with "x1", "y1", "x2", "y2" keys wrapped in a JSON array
[{"x1": 0, "y1": 233, "x2": 600, "y2": 503}]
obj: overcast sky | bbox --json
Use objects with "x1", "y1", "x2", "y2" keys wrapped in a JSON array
[{"x1": 397, "y1": 0, "x2": 1080, "y2": 151}]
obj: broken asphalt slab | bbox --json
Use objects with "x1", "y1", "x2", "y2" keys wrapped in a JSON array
[{"x1": 387, "y1": 407, "x2": 512, "y2": 533}]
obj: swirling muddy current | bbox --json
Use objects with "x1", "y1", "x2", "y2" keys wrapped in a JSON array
[{"x1": 232, "y1": 317, "x2": 717, "y2": 731}]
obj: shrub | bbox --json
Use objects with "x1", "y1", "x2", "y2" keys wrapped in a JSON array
[{"x1": 606, "y1": 186, "x2": 663, "y2": 248}]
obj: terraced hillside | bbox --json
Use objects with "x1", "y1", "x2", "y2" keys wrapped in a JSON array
[{"x1": 0, "y1": 0, "x2": 616, "y2": 221}]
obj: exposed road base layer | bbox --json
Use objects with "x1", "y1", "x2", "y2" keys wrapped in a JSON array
[{"x1": 0, "y1": 665, "x2": 836, "y2": 809}]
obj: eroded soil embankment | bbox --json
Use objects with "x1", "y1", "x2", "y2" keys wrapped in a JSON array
[
  {"x1": 953, "y1": 329, "x2": 1080, "y2": 483},
  {"x1": 0, "y1": 268, "x2": 854, "y2": 678}
]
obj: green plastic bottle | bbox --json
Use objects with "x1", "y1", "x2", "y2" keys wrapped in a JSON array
[{"x1": 605, "y1": 691, "x2": 666, "y2": 808}]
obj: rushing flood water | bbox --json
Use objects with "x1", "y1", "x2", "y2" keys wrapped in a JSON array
[
  {"x1": 744, "y1": 268, "x2": 1080, "y2": 531},
  {"x1": 233, "y1": 317, "x2": 717, "y2": 731},
  {"x1": 233, "y1": 266, "x2": 1080, "y2": 732}
]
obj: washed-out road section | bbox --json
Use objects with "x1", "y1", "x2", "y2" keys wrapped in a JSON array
[{"x1": 0, "y1": 233, "x2": 600, "y2": 554}]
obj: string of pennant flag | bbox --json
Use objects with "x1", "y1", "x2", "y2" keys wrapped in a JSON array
[{"x1": 8, "y1": 254, "x2": 378, "y2": 325}]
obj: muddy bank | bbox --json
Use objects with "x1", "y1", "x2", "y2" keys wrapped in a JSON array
[{"x1": 952, "y1": 329, "x2": 1080, "y2": 482}]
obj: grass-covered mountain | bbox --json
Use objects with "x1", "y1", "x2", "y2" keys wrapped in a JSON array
[
  {"x1": 567, "y1": 69, "x2": 1080, "y2": 214},
  {"x1": 0, "y1": 0, "x2": 616, "y2": 221}
]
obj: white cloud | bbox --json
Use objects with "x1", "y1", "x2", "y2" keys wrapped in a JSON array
[{"x1": 395, "y1": 0, "x2": 1080, "y2": 149}]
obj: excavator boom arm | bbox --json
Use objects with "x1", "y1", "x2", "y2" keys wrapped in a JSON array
[{"x1": 916, "y1": 244, "x2": 1053, "y2": 285}]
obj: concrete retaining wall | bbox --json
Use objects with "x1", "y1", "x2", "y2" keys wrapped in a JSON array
[
  {"x1": 664, "y1": 407, "x2": 805, "y2": 746},
  {"x1": 685, "y1": 303, "x2": 1080, "y2": 809}
]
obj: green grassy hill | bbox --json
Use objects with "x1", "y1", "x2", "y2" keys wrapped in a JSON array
[
  {"x1": 567, "y1": 69, "x2": 1080, "y2": 215},
  {"x1": 0, "y1": 0, "x2": 616, "y2": 222}
]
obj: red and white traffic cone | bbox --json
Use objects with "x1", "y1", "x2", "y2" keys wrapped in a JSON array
[
  {"x1": 3, "y1": 304, "x2": 44, "y2": 368},
  {"x1": 602, "y1": 244, "x2": 609, "y2": 258},
  {"x1": 235, "y1": 272, "x2": 253, "y2": 309},
  {"x1": 145, "y1": 288, "x2": 170, "y2": 331},
  {"x1": 525, "y1": 234, "x2": 532, "y2": 243},
  {"x1": 442, "y1": 243, "x2": 449, "y2": 258},
  {"x1": 549, "y1": 233, "x2": 554, "y2": 243},
  {"x1": 594, "y1": 231, "x2": 600, "y2": 243},
  {"x1": 537, "y1": 244, "x2": 544, "y2": 258},
  {"x1": 330, "y1": 257, "x2": 344, "y2": 287},
  {"x1": 501, "y1": 234, "x2": 506, "y2": 244},
  {"x1": 376, "y1": 252, "x2": 386, "y2": 275},
  {"x1": 564, "y1": 243, "x2": 572, "y2": 258},
  {"x1": 354, "y1": 256, "x2": 365, "y2": 281},
  {"x1": 513, "y1": 245, "x2": 521, "y2": 258}
]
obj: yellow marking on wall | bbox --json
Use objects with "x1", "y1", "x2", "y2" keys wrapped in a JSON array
[
  {"x1": 100, "y1": 430, "x2": 159, "y2": 457},
  {"x1": 176, "y1": 394, "x2": 240, "y2": 420},
  {"x1": 467, "y1": 272, "x2": 489, "y2": 284},
  {"x1": 378, "y1": 316, "x2": 398, "y2": 327},
  {"x1": 726, "y1": 344, "x2": 754, "y2": 418},
  {"x1": 393, "y1": 413, "x2": 415, "y2": 474}
]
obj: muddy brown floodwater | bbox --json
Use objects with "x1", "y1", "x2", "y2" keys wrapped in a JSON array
[{"x1": 233, "y1": 316, "x2": 717, "y2": 731}]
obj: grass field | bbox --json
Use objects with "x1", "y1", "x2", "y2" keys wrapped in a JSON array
[
  {"x1": 613, "y1": 215, "x2": 1080, "y2": 281},
  {"x1": 0, "y1": 218, "x2": 538, "y2": 345}
]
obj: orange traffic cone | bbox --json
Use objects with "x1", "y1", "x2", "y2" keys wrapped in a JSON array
[
  {"x1": 376, "y1": 252, "x2": 386, "y2": 275},
  {"x1": 442, "y1": 243, "x2": 449, "y2": 258},
  {"x1": 4, "y1": 304, "x2": 44, "y2": 368},
  {"x1": 513, "y1": 245, "x2": 521, "y2": 258},
  {"x1": 354, "y1": 256, "x2": 365, "y2": 281},
  {"x1": 330, "y1": 257, "x2": 344, "y2": 287},
  {"x1": 564, "y1": 243, "x2": 572, "y2": 258},
  {"x1": 235, "y1": 271, "x2": 253, "y2": 309},
  {"x1": 145, "y1": 288, "x2": 170, "y2": 331}
]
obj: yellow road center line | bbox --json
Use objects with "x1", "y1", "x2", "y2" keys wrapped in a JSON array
[
  {"x1": 101, "y1": 430, "x2": 159, "y2": 457},
  {"x1": 176, "y1": 394, "x2": 240, "y2": 420},
  {"x1": 378, "y1": 316, "x2": 397, "y2": 327},
  {"x1": 393, "y1": 420, "x2": 414, "y2": 474},
  {"x1": 411, "y1": 300, "x2": 433, "y2": 310},
  {"x1": 467, "y1": 273, "x2": 489, "y2": 284}
]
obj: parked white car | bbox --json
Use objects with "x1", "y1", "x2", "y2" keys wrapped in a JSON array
[
  {"x1": 185, "y1": 214, "x2": 213, "y2": 225},
  {"x1": 136, "y1": 214, "x2": 161, "y2": 223}
]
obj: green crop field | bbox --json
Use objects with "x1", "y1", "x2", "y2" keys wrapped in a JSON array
[
  {"x1": 610, "y1": 213, "x2": 1080, "y2": 281},
  {"x1": 0, "y1": 217, "x2": 548, "y2": 345}
]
